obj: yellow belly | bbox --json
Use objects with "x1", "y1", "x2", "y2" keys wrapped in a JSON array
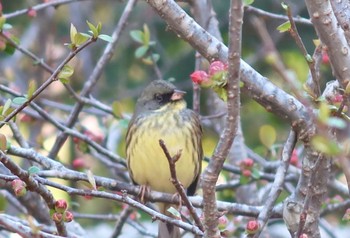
[{"x1": 127, "y1": 111, "x2": 199, "y2": 194}]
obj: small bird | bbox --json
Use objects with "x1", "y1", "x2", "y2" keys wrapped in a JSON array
[{"x1": 126, "y1": 80, "x2": 203, "y2": 238}]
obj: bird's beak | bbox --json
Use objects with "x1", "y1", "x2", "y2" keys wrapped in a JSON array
[{"x1": 171, "y1": 89, "x2": 186, "y2": 101}]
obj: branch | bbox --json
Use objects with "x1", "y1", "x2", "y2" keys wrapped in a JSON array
[
  {"x1": 158, "y1": 139, "x2": 204, "y2": 232},
  {"x1": 201, "y1": 0, "x2": 243, "y2": 236},
  {"x1": 254, "y1": 130, "x2": 297, "y2": 237},
  {"x1": 305, "y1": 0, "x2": 350, "y2": 88},
  {"x1": 48, "y1": 0, "x2": 137, "y2": 158},
  {"x1": 146, "y1": 0, "x2": 313, "y2": 142}
]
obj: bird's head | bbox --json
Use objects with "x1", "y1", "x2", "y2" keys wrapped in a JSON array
[{"x1": 135, "y1": 80, "x2": 187, "y2": 114}]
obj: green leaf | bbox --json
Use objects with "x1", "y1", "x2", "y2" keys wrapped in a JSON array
[
  {"x1": 281, "y1": 2, "x2": 289, "y2": 10},
  {"x1": 0, "y1": 16, "x2": 6, "y2": 30},
  {"x1": 311, "y1": 135, "x2": 341, "y2": 155},
  {"x1": 318, "y1": 102, "x2": 330, "y2": 124},
  {"x1": 96, "y1": 22, "x2": 102, "y2": 35},
  {"x1": 86, "y1": 169, "x2": 97, "y2": 190},
  {"x1": 251, "y1": 167, "x2": 260, "y2": 179},
  {"x1": 98, "y1": 34, "x2": 113, "y2": 43},
  {"x1": 0, "y1": 134, "x2": 7, "y2": 151},
  {"x1": 152, "y1": 53, "x2": 160, "y2": 62},
  {"x1": 86, "y1": 20, "x2": 98, "y2": 37},
  {"x1": 4, "y1": 35, "x2": 19, "y2": 55},
  {"x1": 28, "y1": 166, "x2": 40, "y2": 175},
  {"x1": 305, "y1": 54, "x2": 313, "y2": 63},
  {"x1": 243, "y1": 0, "x2": 254, "y2": 5},
  {"x1": 130, "y1": 30, "x2": 144, "y2": 44},
  {"x1": 74, "y1": 32, "x2": 89, "y2": 46},
  {"x1": 167, "y1": 206, "x2": 181, "y2": 219},
  {"x1": 27, "y1": 80, "x2": 37, "y2": 99},
  {"x1": 2, "y1": 99, "x2": 12, "y2": 116},
  {"x1": 3, "y1": 23, "x2": 12, "y2": 30},
  {"x1": 212, "y1": 86, "x2": 227, "y2": 101},
  {"x1": 112, "y1": 101, "x2": 124, "y2": 118},
  {"x1": 70, "y1": 23, "x2": 78, "y2": 44},
  {"x1": 345, "y1": 81, "x2": 350, "y2": 95},
  {"x1": 239, "y1": 174, "x2": 250, "y2": 185},
  {"x1": 12, "y1": 97, "x2": 27, "y2": 105},
  {"x1": 277, "y1": 21, "x2": 291, "y2": 33},
  {"x1": 119, "y1": 119, "x2": 129, "y2": 129},
  {"x1": 58, "y1": 65, "x2": 74, "y2": 83},
  {"x1": 143, "y1": 24, "x2": 150, "y2": 46},
  {"x1": 259, "y1": 125, "x2": 276, "y2": 149},
  {"x1": 135, "y1": 45, "x2": 149, "y2": 58},
  {"x1": 326, "y1": 117, "x2": 346, "y2": 129}
]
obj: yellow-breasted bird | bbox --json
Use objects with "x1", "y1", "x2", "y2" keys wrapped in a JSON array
[{"x1": 126, "y1": 80, "x2": 203, "y2": 238}]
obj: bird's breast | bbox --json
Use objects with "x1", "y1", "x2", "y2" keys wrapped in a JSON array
[{"x1": 126, "y1": 109, "x2": 200, "y2": 194}]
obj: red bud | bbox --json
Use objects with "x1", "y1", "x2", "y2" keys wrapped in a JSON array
[
  {"x1": 63, "y1": 210, "x2": 73, "y2": 222},
  {"x1": 209, "y1": 61, "x2": 227, "y2": 76},
  {"x1": 55, "y1": 199, "x2": 68, "y2": 213},
  {"x1": 190, "y1": 70, "x2": 209, "y2": 84},
  {"x1": 246, "y1": 220, "x2": 259, "y2": 234}
]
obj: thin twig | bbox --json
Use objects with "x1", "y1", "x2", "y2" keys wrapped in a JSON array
[
  {"x1": 254, "y1": 130, "x2": 297, "y2": 237},
  {"x1": 158, "y1": 139, "x2": 204, "y2": 232}
]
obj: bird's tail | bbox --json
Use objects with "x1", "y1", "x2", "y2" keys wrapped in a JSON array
[{"x1": 157, "y1": 203, "x2": 180, "y2": 238}]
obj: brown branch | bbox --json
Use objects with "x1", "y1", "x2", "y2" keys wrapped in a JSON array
[
  {"x1": 253, "y1": 130, "x2": 297, "y2": 237},
  {"x1": 305, "y1": 0, "x2": 350, "y2": 88},
  {"x1": 158, "y1": 139, "x2": 204, "y2": 232},
  {"x1": 0, "y1": 36, "x2": 96, "y2": 128},
  {"x1": 201, "y1": 0, "x2": 243, "y2": 236},
  {"x1": 0, "y1": 151, "x2": 67, "y2": 236},
  {"x1": 48, "y1": 0, "x2": 137, "y2": 159},
  {"x1": 286, "y1": 5, "x2": 321, "y2": 98}
]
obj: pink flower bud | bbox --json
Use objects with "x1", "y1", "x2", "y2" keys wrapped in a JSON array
[
  {"x1": 299, "y1": 234, "x2": 308, "y2": 238},
  {"x1": 72, "y1": 158, "x2": 86, "y2": 170},
  {"x1": 241, "y1": 158, "x2": 254, "y2": 168},
  {"x1": 321, "y1": 52, "x2": 329, "y2": 65},
  {"x1": 290, "y1": 149, "x2": 299, "y2": 166},
  {"x1": 27, "y1": 8, "x2": 37, "y2": 18},
  {"x1": 63, "y1": 210, "x2": 74, "y2": 223},
  {"x1": 14, "y1": 186, "x2": 27, "y2": 197},
  {"x1": 52, "y1": 212, "x2": 63, "y2": 222},
  {"x1": 332, "y1": 94, "x2": 343, "y2": 104},
  {"x1": 11, "y1": 179, "x2": 26, "y2": 189},
  {"x1": 190, "y1": 70, "x2": 209, "y2": 85},
  {"x1": 209, "y1": 61, "x2": 227, "y2": 76},
  {"x1": 55, "y1": 199, "x2": 68, "y2": 213},
  {"x1": 242, "y1": 169, "x2": 252, "y2": 177},
  {"x1": 246, "y1": 220, "x2": 259, "y2": 234}
]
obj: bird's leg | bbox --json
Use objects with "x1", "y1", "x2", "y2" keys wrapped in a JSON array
[{"x1": 138, "y1": 184, "x2": 150, "y2": 204}]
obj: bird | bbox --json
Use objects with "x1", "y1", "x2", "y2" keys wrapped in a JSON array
[{"x1": 126, "y1": 80, "x2": 203, "y2": 238}]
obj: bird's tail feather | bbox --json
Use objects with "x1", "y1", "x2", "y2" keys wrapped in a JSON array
[{"x1": 157, "y1": 203, "x2": 180, "y2": 238}]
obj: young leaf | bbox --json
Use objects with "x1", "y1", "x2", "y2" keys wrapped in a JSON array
[
  {"x1": 311, "y1": 135, "x2": 341, "y2": 155},
  {"x1": 28, "y1": 166, "x2": 40, "y2": 175},
  {"x1": 86, "y1": 20, "x2": 98, "y2": 37},
  {"x1": 96, "y1": 22, "x2": 102, "y2": 35},
  {"x1": 135, "y1": 45, "x2": 149, "y2": 58},
  {"x1": 281, "y1": 2, "x2": 289, "y2": 10},
  {"x1": 167, "y1": 207, "x2": 181, "y2": 219},
  {"x1": 98, "y1": 34, "x2": 113, "y2": 43},
  {"x1": 130, "y1": 30, "x2": 144, "y2": 44},
  {"x1": 70, "y1": 23, "x2": 78, "y2": 44},
  {"x1": 12, "y1": 97, "x2": 27, "y2": 105},
  {"x1": 318, "y1": 102, "x2": 330, "y2": 124},
  {"x1": 86, "y1": 169, "x2": 97, "y2": 190},
  {"x1": 58, "y1": 65, "x2": 74, "y2": 82},
  {"x1": 243, "y1": 0, "x2": 254, "y2": 5},
  {"x1": 112, "y1": 101, "x2": 124, "y2": 118},
  {"x1": 27, "y1": 80, "x2": 37, "y2": 98},
  {"x1": 143, "y1": 24, "x2": 150, "y2": 46},
  {"x1": 277, "y1": 21, "x2": 291, "y2": 33},
  {"x1": 2, "y1": 99, "x2": 12, "y2": 116},
  {"x1": 74, "y1": 32, "x2": 89, "y2": 46},
  {"x1": 0, "y1": 16, "x2": 5, "y2": 30}
]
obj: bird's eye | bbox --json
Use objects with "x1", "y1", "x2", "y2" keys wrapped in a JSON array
[{"x1": 155, "y1": 94, "x2": 163, "y2": 102}]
